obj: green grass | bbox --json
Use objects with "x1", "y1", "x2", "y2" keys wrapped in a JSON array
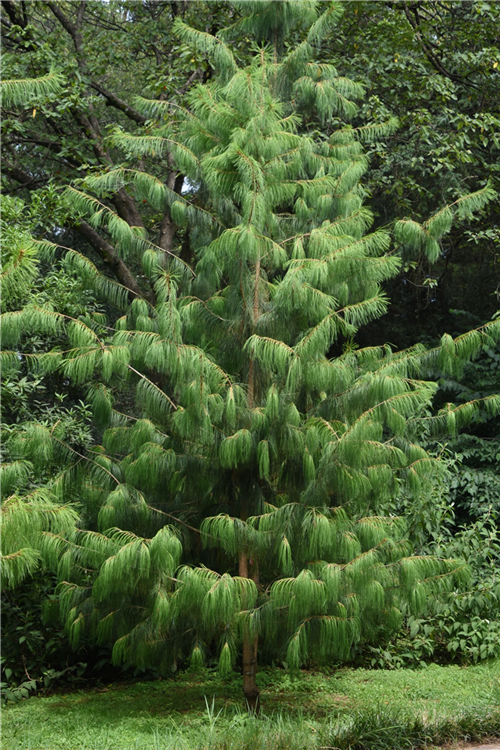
[{"x1": 2, "y1": 660, "x2": 500, "y2": 750}]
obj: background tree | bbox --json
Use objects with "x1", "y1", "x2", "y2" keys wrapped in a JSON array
[
  {"x1": 1, "y1": 0, "x2": 235, "y2": 296},
  {"x1": 329, "y1": 0, "x2": 499, "y2": 346}
]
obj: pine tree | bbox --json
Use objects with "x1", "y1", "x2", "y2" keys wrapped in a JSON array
[{"x1": 2, "y1": 1, "x2": 499, "y2": 712}]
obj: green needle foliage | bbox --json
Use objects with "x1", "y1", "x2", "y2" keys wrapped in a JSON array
[
  {"x1": 1, "y1": 1, "x2": 499, "y2": 711},
  {"x1": 0, "y1": 69, "x2": 64, "y2": 108}
]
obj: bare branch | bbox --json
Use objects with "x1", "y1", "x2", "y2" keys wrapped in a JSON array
[
  {"x1": 89, "y1": 81, "x2": 147, "y2": 125},
  {"x1": 75, "y1": 220, "x2": 153, "y2": 303},
  {"x1": 402, "y1": 2, "x2": 477, "y2": 89}
]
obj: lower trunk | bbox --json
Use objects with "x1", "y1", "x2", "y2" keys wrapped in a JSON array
[
  {"x1": 242, "y1": 629, "x2": 259, "y2": 714},
  {"x1": 239, "y1": 548, "x2": 260, "y2": 715}
]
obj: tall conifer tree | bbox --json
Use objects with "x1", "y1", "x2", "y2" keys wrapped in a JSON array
[{"x1": 2, "y1": 1, "x2": 499, "y2": 711}]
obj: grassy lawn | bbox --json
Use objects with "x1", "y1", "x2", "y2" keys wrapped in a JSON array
[{"x1": 2, "y1": 660, "x2": 500, "y2": 750}]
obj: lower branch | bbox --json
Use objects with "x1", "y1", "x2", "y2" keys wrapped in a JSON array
[{"x1": 75, "y1": 220, "x2": 152, "y2": 303}]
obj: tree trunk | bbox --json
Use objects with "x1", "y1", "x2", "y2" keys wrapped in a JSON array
[
  {"x1": 242, "y1": 619, "x2": 259, "y2": 714},
  {"x1": 239, "y1": 503, "x2": 260, "y2": 715},
  {"x1": 238, "y1": 250, "x2": 262, "y2": 714}
]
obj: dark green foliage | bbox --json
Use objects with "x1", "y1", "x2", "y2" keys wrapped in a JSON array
[
  {"x1": 0, "y1": 572, "x2": 87, "y2": 703},
  {"x1": 330, "y1": 1, "x2": 500, "y2": 347},
  {"x1": 437, "y1": 343, "x2": 500, "y2": 525},
  {"x1": 367, "y1": 437, "x2": 500, "y2": 668}
]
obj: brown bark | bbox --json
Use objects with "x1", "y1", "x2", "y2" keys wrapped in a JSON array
[
  {"x1": 71, "y1": 111, "x2": 146, "y2": 233},
  {"x1": 89, "y1": 81, "x2": 147, "y2": 124},
  {"x1": 2, "y1": 164, "x2": 45, "y2": 191},
  {"x1": 47, "y1": 2, "x2": 86, "y2": 66},
  {"x1": 1, "y1": 1, "x2": 28, "y2": 28},
  {"x1": 242, "y1": 621, "x2": 259, "y2": 714},
  {"x1": 1, "y1": 1, "x2": 36, "y2": 50},
  {"x1": 71, "y1": 109, "x2": 108, "y2": 162},
  {"x1": 75, "y1": 220, "x2": 152, "y2": 302},
  {"x1": 158, "y1": 175, "x2": 182, "y2": 256},
  {"x1": 239, "y1": 503, "x2": 260, "y2": 715},
  {"x1": 48, "y1": 0, "x2": 148, "y2": 131},
  {"x1": 112, "y1": 188, "x2": 146, "y2": 229},
  {"x1": 175, "y1": 68, "x2": 202, "y2": 97}
]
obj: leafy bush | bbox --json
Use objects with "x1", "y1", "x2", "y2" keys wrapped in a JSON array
[
  {"x1": 0, "y1": 572, "x2": 88, "y2": 703},
  {"x1": 0, "y1": 569, "x2": 157, "y2": 704},
  {"x1": 364, "y1": 510, "x2": 500, "y2": 669}
]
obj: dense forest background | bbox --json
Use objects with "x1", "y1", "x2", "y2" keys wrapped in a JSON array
[{"x1": 1, "y1": 0, "x2": 499, "y2": 707}]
